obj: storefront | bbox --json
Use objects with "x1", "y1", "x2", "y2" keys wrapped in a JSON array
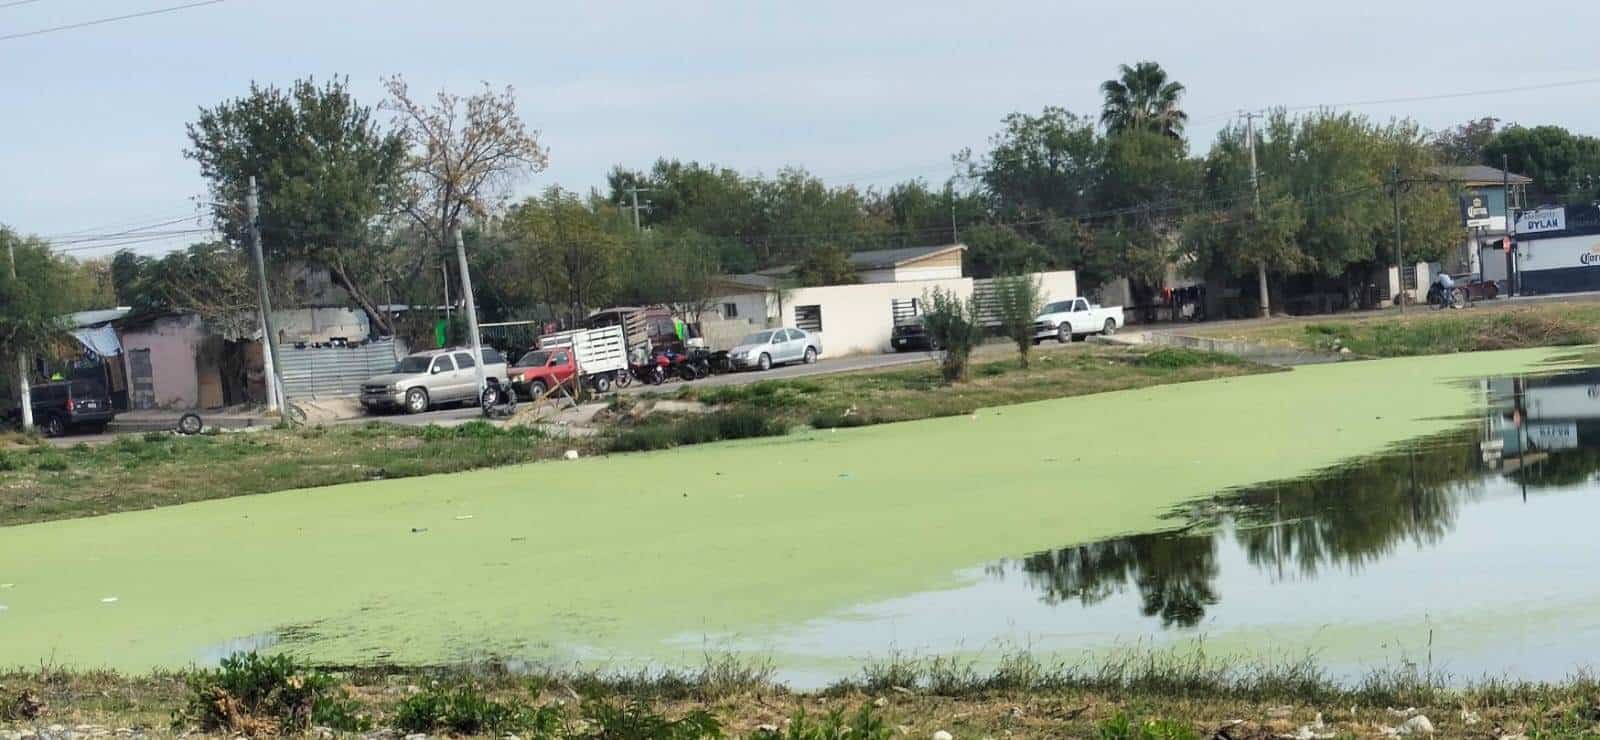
[{"x1": 1516, "y1": 205, "x2": 1600, "y2": 295}]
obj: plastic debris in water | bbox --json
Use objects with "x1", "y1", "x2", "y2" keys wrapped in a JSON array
[
  {"x1": 0, "y1": 583, "x2": 13, "y2": 589},
  {"x1": 455, "y1": 515, "x2": 474, "y2": 520},
  {"x1": 100, "y1": 597, "x2": 119, "y2": 604},
  {"x1": 563, "y1": 450, "x2": 580, "y2": 460}
]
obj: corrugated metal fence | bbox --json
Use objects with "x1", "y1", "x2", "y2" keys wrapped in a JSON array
[{"x1": 279, "y1": 338, "x2": 401, "y2": 400}]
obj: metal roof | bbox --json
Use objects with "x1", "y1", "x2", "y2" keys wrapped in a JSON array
[
  {"x1": 1430, "y1": 165, "x2": 1533, "y2": 186},
  {"x1": 847, "y1": 243, "x2": 966, "y2": 269}
]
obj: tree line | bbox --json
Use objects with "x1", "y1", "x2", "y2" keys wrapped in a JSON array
[{"x1": 8, "y1": 62, "x2": 1600, "y2": 379}]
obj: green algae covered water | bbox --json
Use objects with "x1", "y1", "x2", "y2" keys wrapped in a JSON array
[{"x1": 0, "y1": 348, "x2": 1584, "y2": 683}]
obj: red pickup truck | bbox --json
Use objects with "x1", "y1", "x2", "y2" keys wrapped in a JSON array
[{"x1": 509, "y1": 347, "x2": 581, "y2": 398}]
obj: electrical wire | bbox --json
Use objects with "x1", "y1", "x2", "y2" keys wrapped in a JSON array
[
  {"x1": 0, "y1": 0, "x2": 227, "y2": 43},
  {"x1": 0, "y1": 0, "x2": 48, "y2": 10}
]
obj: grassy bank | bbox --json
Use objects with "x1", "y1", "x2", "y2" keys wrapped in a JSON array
[
  {"x1": 1196, "y1": 299, "x2": 1600, "y2": 358},
  {"x1": 5, "y1": 651, "x2": 1598, "y2": 739},
  {"x1": 623, "y1": 345, "x2": 1263, "y2": 449},
  {"x1": 0, "y1": 345, "x2": 1257, "y2": 527}
]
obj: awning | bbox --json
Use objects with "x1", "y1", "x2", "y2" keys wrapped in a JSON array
[{"x1": 71, "y1": 326, "x2": 123, "y2": 358}]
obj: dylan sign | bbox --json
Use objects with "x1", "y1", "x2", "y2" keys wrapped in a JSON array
[{"x1": 1516, "y1": 207, "x2": 1566, "y2": 234}]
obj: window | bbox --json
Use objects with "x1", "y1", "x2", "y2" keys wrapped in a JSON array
[
  {"x1": 431, "y1": 356, "x2": 455, "y2": 374},
  {"x1": 1073, "y1": 298, "x2": 1089, "y2": 312},
  {"x1": 551, "y1": 351, "x2": 570, "y2": 365},
  {"x1": 786, "y1": 329, "x2": 804, "y2": 341},
  {"x1": 453, "y1": 352, "x2": 476, "y2": 369},
  {"x1": 482, "y1": 348, "x2": 504, "y2": 365},
  {"x1": 795, "y1": 305, "x2": 823, "y2": 333},
  {"x1": 722, "y1": 302, "x2": 739, "y2": 318}
]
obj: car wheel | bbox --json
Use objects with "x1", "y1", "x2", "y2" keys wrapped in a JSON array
[
  {"x1": 1102, "y1": 318, "x2": 1117, "y2": 336},
  {"x1": 43, "y1": 415, "x2": 66, "y2": 438},
  {"x1": 404, "y1": 387, "x2": 430, "y2": 414},
  {"x1": 803, "y1": 346, "x2": 817, "y2": 364},
  {"x1": 1056, "y1": 323, "x2": 1072, "y2": 343},
  {"x1": 757, "y1": 353, "x2": 772, "y2": 371},
  {"x1": 614, "y1": 370, "x2": 632, "y2": 389},
  {"x1": 593, "y1": 374, "x2": 613, "y2": 393},
  {"x1": 528, "y1": 380, "x2": 548, "y2": 399},
  {"x1": 176, "y1": 413, "x2": 203, "y2": 436}
]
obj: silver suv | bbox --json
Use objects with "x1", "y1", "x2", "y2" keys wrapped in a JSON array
[{"x1": 361, "y1": 347, "x2": 509, "y2": 414}]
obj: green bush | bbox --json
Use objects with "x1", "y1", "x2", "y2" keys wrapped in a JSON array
[
  {"x1": 33, "y1": 454, "x2": 68, "y2": 472},
  {"x1": 0, "y1": 451, "x2": 17, "y2": 472},
  {"x1": 178, "y1": 652, "x2": 369, "y2": 734},
  {"x1": 754, "y1": 705, "x2": 890, "y2": 740},
  {"x1": 142, "y1": 431, "x2": 170, "y2": 443},
  {"x1": 393, "y1": 684, "x2": 553, "y2": 736},
  {"x1": 1096, "y1": 713, "x2": 1200, "y2": 740},
  {"x1": 580, "y1": 699, "x2": 722, "y2": 740},
  {"x1": 419, "y1": 421, "x2": 542, "y2": 442},
  {"x1": 610, "y1": 410, "x2": 786, "y2": 452},
  {"x1": 1136, "y1": 348, "x2": 1240, "y2": 369}
]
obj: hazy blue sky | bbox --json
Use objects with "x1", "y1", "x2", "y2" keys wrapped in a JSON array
[{"x1": 5, "y1": 0, "x2": 1599, "y2": 257}]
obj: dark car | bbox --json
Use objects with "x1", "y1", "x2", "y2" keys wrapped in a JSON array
[
  {"x1": 890, "y1": 321, "x2": 939, "y2": 352},
  {"x1": 22, "y1": 380, "x2": 116, "y2": 437}
]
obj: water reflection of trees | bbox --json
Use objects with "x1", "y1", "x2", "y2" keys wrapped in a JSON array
[
  {"x1": 1019, "y1": 532, "x2": 1218, "y2": 628},
  {"x1": 1228, "y1": 433, "x2": 1481, "y2": 578},
  {"x1": 1504, "y1": 446, "x2": 1600, "y2": 489},
  {"x1": 1016, "y1": 431, "x2": 1493, "y2": 628}
]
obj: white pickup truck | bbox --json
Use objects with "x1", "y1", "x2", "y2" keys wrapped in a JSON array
[{"x1": 1032, "y1": 297, "x2": 1124, "y2": 343}]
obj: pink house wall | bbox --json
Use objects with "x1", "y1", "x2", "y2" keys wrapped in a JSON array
[{"x1": 120, "y1": 315, "x2": 204, "y2": 410}]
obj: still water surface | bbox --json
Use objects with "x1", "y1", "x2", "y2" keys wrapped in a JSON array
[{"x1": 708, "y1": 368, "x2": 1600, "y2": 685}]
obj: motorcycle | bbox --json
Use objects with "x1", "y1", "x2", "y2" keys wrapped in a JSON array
[{"x1": 1427, "y1": 283, "x2": 1466, "y2": 310}]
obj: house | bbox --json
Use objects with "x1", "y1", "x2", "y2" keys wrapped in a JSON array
[
  {"x1": 1511, "y1": 204, "x2": 1600, "y2": 295},
  {"x1": 1430, "y1": 165, "x2": 1532, "y2": 283},
  {"x1": 706, "y1": 243, "x2": 1077, "y2": 356}
]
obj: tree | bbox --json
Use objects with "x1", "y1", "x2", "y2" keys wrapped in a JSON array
[
  {"x1": 498, "y1": 188, "x2": 621, "y2": 325},
  {"x1": 1, "y1": 229, "x2": 74, "y2": 424},
  {"x1": 186, "y1": 77, "x2": 406, "y2": 334},
  {"x1": 1482, "y1": 124, "x2": 1600, "y2": 204},
  {"x1": 963, "y1": 224, "x2": 1049, "y2": 278},
  {"x1": 992, "y1": 273, "x2": 1045, "y2": 368},
  {"x1": 1433, "y1": 117, "x2": 1500, "y2": 165},
  {"x1": 112, "y1": 244, "x2": 259, "y2": 334},
  {"x1": 968, "y1": 107, "x2": 1102, "y2": 219},
  {"x1": 1100, "y1": 61, "x2": 1188, "y2": 140},
  {"x1": 794, "y1": 243, "x2": 859, "y2": 287},
  {"x1": 383, "y1": 76, "x2": 550, "y2": 252},
  {"x1": 921, "y1": 286, "x2": 980, "y2": 383}
]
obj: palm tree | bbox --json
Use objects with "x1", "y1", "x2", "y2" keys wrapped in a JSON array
[{"x1": 1100, "y1": 62, "x2": 1188, "y2": 139}]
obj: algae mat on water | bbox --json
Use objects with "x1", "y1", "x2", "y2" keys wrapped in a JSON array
[{"x1": 0, "y1": 349, "x2": 1569, "y2": 671}]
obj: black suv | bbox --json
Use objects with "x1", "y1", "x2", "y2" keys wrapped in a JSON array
[
  {"x1": 891, "y1": 320, "x2": 939, "y2": 352},
  {"x1": 21, "y1": 380, "x2": 116, "y2": 436}
]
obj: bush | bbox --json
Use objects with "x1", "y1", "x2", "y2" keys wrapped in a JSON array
[
  {"x1": 922, "y1": 287, "x2": 982, "y2": 383},
  {"x1": 610, "y1": 410, "x2": 786, "y2": 452},
  {"x1": 0, "y1": 451, "x2": 17, "y2": 472},
  {"x1": 580, "y1": 699, "x2": 722, "y2": 740},
  {"x1": 178, "y1": 652, "x2": 369, "y2": 735},
  {"x1": 393, "y1": 684, "x2": 554, "y2": 736},
  {"x1": 33, "y1": 454, "x2": 68, "y2": 472},
  {"x1": 1136, "y1": 348, "x2": 1241, "y2": 369},
  {"x1": 993, "y1": 273, "x2": 1046, "y2": 368},
  {"x1": 754, "y1": 705, "x2": 890, "y2": 740},
  {"x1": 1096, "y1": 714, "x2": 1200, "y2": 740}
]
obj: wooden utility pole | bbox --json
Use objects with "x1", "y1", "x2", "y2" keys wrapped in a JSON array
[
  {"x1": 1245, "y1": 111, "x2": 1270, "y2": 318},
  {"x1": 5, "y1": 236, "x2": 31, "y2": 431}
]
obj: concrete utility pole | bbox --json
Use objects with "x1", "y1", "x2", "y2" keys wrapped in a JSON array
[
  {"x1": 625, "y1": 185, "x2": 651, "y2": 231},
  {"x1": 1503, "y1": 154, "x2": 1517, "y2": 297},
  {"x1": 246, "y1": 176, "x2": 289, "y2": 425},
  {"x1": 1245, "y1": 111, "x2": 1270, "y2": 318},
  {"x1": 1391, "y1": 165, "x2": 1405, "y2": 314},
  {"x1": 452, "y1": 225, "x2": 487, "y2": 400},
  {"x1": 5, "y1": 237, "x2": 32, "y2": 431}
]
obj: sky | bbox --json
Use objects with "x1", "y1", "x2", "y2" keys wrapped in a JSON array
[{"x1": 4, "y1": 0, "x2": 1600, "y2": 259}]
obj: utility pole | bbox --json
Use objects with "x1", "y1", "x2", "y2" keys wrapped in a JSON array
[
  {"x1": 625, "y1": 185, "x2": 651, "y2": 231},
  {"x1": 1245, "y1": 111, "x2": 1270, "y2": 318},
  {"x1": 246, "y1": 176, "x2": 289, "y2": 425},
  {"x1": 948, "y1": 179, "x2": 959, "y2": 244},
  {"x1": 1391, "y1": 165, "x2": 1405, "y2": 314},
  {"x1": 5, "y1": 237, "x2": 31, "y2": 432},
  {"x1": 1503, "y1": 154, "x2": 1516, "y2": 297},
  {"x1": 452, "y1": 225, "x2": 487, "y2": 401}
]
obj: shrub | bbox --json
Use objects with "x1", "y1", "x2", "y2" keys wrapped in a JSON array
[
  {"x1": 177, "y1": 652, "x2": 369, "y2": 735},
  {"x1": 0, "y1": 451, "x2": 17, "y2": 472},
  {"x1": 993, "y1": 273, "x2": 1046, "y2": 368},
  {"x1": 922, "y1": 287, "x2": 981, "y2": 383},
  {"x1": 1096, "y1": 714, "x2": 1200, "y2": 740},
  {"x1": 393, "y1": 684, "x2": 553, "y2": 736},
  {"x1": 754, "y1": 705, "x2": 890, "y2": 740},
  {"x1": 33, "y1": 454, "x2": 68, "y2": 472},
  {"x1": 1136, "y1": 348, "x2": 1240, "y2": 369},
  {"x1": 610, "y1": 410, "x2": 786, "y2": 453},
  {"x1": 580, "y1": 699, "x2": 722, "y2": 740}
]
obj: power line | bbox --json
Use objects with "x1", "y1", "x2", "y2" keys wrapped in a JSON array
[
  {"x1": 0, "y1": 0, "x2": 48, "y2": 9},
  {"x1": 1219, "y1": 75, "x2": 1600, "y2": 120},
  {"x1": 0, "y1": 0, "x2": 227, "y2": 43}
]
